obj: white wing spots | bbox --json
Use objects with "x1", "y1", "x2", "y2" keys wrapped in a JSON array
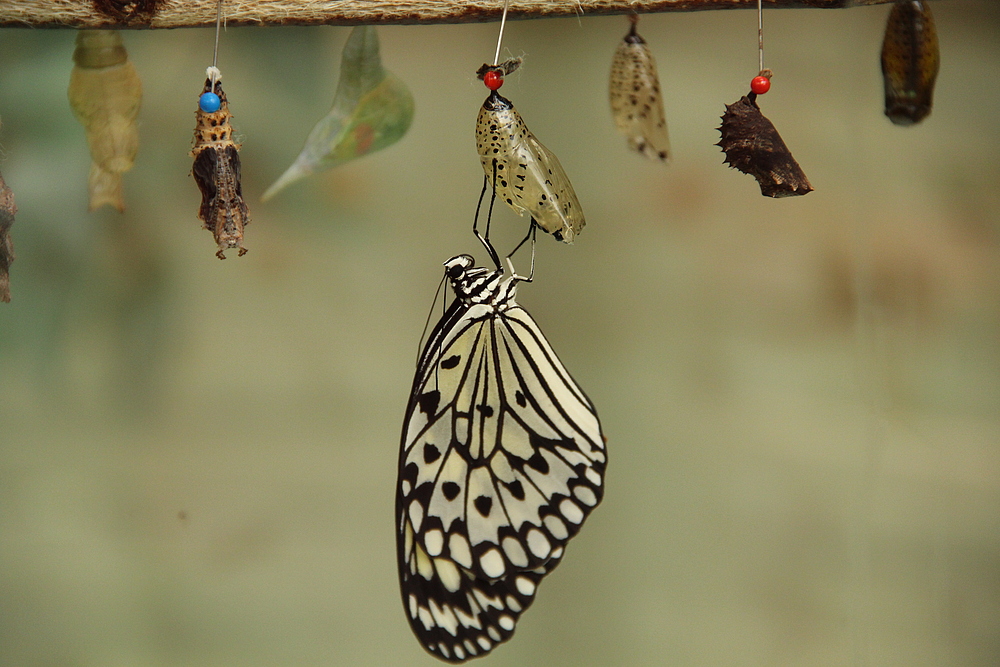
[
  {"x1": 560, "y1": 498, "x2": 585, "y2": 525},
  {"x1": 502, "y1": 536, "x2": 529, "y2": 567},
  {"x1": 401, "y1": 479, "x2": 411, "y2": 495},
  {"x1": 544, "y1": 515, "x2": 569, "y2": 540},
  {"x1": 434, "y1": 557, "x2": 462, "y2": 593},
  {"x1": 498, "y1": 615, "x2": 516, "y2": 632},
  {"x1": 473, "y1": 586, "x2": 504, "y2": 611},
  {"x1": 476, "y1": 92, "x2": 586, "y2": 243},
  {"x1": 551, "y1": 546, "x2": 564, "y2": 560},
  {"x1": 487, "y1": 626, "x2": 502, "y2": 642},
  {"x1": 418, "y1": 605, "x2": 434, "y2": 631},
  {"x1": 416, "y1": 542, "x2": 434, "y2": 580},
  {"x1": 477, "y1": 636, "x2": 492, "y2": 651},
  {"x1": 408, "y1": 594, "x2": 419, "y2": 619},
  {"x1": 609, "y1": 25, "x2": 671, "y2": 162},
  {"x1": 456, "y1": 606, "x2": 481, "y2": 630},
  {"x1": 586, "y1": 467, "x2": 603, "y2": 486},
  {"x1": 438, "y1": 642, "x2": 451, "y2": 659},
  {"x1": 496, "y1": 415, "x2": 536, "y2": 460},
  {"x1": 574, "y1": 485, "x2": 598, "y2": 507},
  {"x1": 463, "y1": 639, "x2": 477, "y2": 655},
  {"x1": 506, "y1": 595, "x2": 523, "y2": 613},
  {"x1": 479, "y1": 547, "x2": 507, "y2": 578},
  {"x1": 454, "y1": 645, "x2": 465, "y2": 660},
  {"x1": 449, "y1": 532, "x2": 473, "y2": 569},
  {"x1": 526, "y1": 528, "x2": 552, "y2": 559},
  {"x1": 430, "y1": 599, "x2": 460, "y2": 637},
  {"x1": 408, "y1": 500, "x2": 424, "y2": 532},
  {"x1": 424, "y1": 529, "x2": 444, "y2": 557},
  {"x1": 467, "y1": 466, "x2": 503, "y2": 547},
  {"x1": 516, "y1": 576, "x2": 536, "y2": 597},
  {"x1": 427, "y1": 448, "x2": 467, "y2": 532}
]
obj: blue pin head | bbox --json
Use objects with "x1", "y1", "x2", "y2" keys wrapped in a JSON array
[{"x1": 199, "y1": 92, "x2": 221, "y2": 113}]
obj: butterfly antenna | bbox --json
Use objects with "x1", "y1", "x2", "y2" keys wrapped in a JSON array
[{"x1": 417, "y1": 271, "x2": 448, "y2": 367}]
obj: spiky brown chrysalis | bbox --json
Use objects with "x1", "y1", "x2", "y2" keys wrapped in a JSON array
[
  {"x1": 190, "y1": 67, "x2": 249, "y2": 259},
  {"x1": 717, "y1": 91, "x2": 813, "y2": 198},
  {"x1": 881, "y1": 0, "x2": 939, "y2": 126},
  {"x1": 0, "y1": 163, "x2": 16, "y2": 304}
]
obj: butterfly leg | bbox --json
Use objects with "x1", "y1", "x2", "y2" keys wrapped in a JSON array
[
  {"x1": 473, "y1": 162, "x2": 502, "y2": 270},
  {"x1": 505, "y1": 218, "x2": 537, "y2": 283}
]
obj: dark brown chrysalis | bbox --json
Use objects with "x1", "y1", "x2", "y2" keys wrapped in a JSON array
[
  {"x1": 92, "y1": 0, "x2": 166, "y2": 25},
  {"x1": 0, "y1": 164, "x2": 16, "y2": 304},
  {"x1": 717, "y1": 91, "x2": 813, "y2": 198},
  {"x1": 881, "y1": 0, "x2": 939, "y2": 126},
  {"x1": 190, "y1": 67, "x2": 249, "y2": 259}
]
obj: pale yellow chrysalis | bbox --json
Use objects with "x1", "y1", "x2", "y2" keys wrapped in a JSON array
[
  {"x1": 68, "y1": 30, "x2": 142, "y2": 212},
  {"x1": 475, "y1": 68, "x2": 585, "y2": 244},
  {"x1": 609, "y1": 17, "x2": 670, "y2": 162}
]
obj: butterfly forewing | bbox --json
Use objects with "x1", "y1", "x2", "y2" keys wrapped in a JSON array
[{"x1": 397, "y1": 256, "x2": 606, "y2": 662}]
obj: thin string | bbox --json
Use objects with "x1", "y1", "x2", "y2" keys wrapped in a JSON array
[
  {"x1": 493, "y1": 0, "x2": 511, "y2": 66},
  {"x1": 757, "y1": 0, "x2": 764, "y2": 73},
  {"x1": 211, "y1": 0, "x2": 223, "y2": 77}
]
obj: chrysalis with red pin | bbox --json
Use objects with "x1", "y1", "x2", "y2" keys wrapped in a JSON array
[
  {"x1": 609, "y1": 14, "x2": 670, "y2": 162},
  {"x1": 716, "y1": 1, "x2": 812, "y2": 198},
  {"x1": 881, "y1": 0, "x2": 939, "y2": 126},
  {"x1": 475, "y1": 59, "x2": 585, "y2": 243},
  {"x1": 189, "y1": 0, "x2": 249, "y2": 259}
]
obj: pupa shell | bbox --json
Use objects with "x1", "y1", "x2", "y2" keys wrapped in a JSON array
[
  {"x1": 881, "y1": 0, "x2": 939, "y2": 126},
  {"x1": 190, "y1": 69, "x2": 250, "y2": 259},
  {"x1": 68, "y1": 30, "x2": 142, "y2": 212},
  {"x1": 262, "y1": 26, "x2": 414, "y2": 201},
  {"x1": 476, "y1": 89, "x2": 585, "y2": 243},
  {"x1": 0, "y1": 141, "x2": 15, "y2": 303},
  {"x1": 717, "y1": 93, "x2": 813, "y2": 198},
  {"x1": 609, "y1": 20, "x2": 670, "y2": 161}
]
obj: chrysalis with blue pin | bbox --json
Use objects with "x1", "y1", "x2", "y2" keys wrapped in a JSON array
[
  {"x1": 189, "y1": 0, "x2": 249, "y2": 259},
  {"x1": 262, "y1": 25, "x2": 414, "y2": 201}
]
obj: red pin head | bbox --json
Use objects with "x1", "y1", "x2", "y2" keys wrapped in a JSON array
[
  {"x1": 750, "y1": 75, "x2": 771, "y2": 95},
  {"x1": 483, "y1": 69, "x2": 504, "y2": 90}
]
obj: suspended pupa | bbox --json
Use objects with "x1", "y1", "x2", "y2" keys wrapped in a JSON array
[
  {"x1": 68, "y1": 30, "x2": 142, "y2": 212},
  {"x1": 717, "y1": 90, "x2": 813, "y2": 198},
  {"x1": 476, "y1": 60, "x2": 585, "y2": 244},
  {"x1": 191, "y1": 67, "x2": 250, "y2": 259},
  {"x1": 0, "y1": 149, "x2": 15, "y2": 304},
  {"x1": 881, "y1": 0, "x2": 939, "y2": 126},
  {"x1": 609, "y1": 15, "x2": 670, "y2": 162},
  {"x1": 262, "y1": 26, "x2": 414, "y2": 201}
]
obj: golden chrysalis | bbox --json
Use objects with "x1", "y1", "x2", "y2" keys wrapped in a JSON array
[
  {"x1": 190, "y1": 67, "x2": 250, "y2": 259},
  {"x1": 881, "y1": 0, "x2": 940, "y2": 126},
  {"x1": 68, "y1": 30, "x2": 142, "y2": 212},
  {"x1": 475, "y1": 60, "x2": 585, "y2": 244},
  {"x1": 262, "y1": 26, "x2": 414, "y2": 201},
  {"x1": 717, "y1": 87, "x2": 813, "y2": 198},
  {"x1": 609, "y1": 15, "x2": 670, "y2": 162}
]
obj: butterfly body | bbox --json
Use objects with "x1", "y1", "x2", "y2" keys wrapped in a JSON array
[
  {"x1": 609, "y1": 23, "x2": 670, "y2": 162},
  {"x1": 397, "y1": 255, "x2": 606, "y2": 662},
  {"x1": 476, "y1": 92, "x2": 585, "y2": 243},
  {"x1": 191, "y1": 73, "x2": 249, "y2": 259}
]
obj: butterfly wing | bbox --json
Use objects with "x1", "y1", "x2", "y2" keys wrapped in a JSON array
[
  {"x1": 476, "y1": 92, "x2": 586, "y2": 243},
  {"x1": 397, "y1": 295, "x2": 605, "y2": 662},
  {"x1": 609, "y1": 30, "x2": 670, "y2": 162}
]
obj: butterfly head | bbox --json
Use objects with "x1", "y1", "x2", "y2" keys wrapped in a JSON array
[{"x1": 443, "y1": 254, "x2": 510, "y2": 305}]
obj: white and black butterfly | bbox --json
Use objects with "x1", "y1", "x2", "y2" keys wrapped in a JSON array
[{"x1": 396, "y1": 253, "x2": 606, "y2": 662}]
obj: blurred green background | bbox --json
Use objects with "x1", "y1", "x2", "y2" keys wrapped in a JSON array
[{"x1": 1, "y1": 2, "x2": 999, "y2": 665}]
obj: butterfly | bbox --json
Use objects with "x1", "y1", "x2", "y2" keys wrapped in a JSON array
[{"x1": 395, "y1": 252, "x2": 607, "y2": 662}]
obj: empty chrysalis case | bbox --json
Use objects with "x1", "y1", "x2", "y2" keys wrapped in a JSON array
[
  {"x1": 0, "y1": 154, "x2": 15, "y2": 304},
  {"x1": 717, "y1": 91, "x2": 813, "y2": 198},
  {"x1": 262, "y1": 25, "x2": 414, "y2": 200},
  {"x1": 190, "y1": 68, "x2": 250, "y2": 259},
  {"x1": 68, "y1": 30, "x2": 142, "y2": 212},
  {"x1": 881, "y1": 0, "x2": 939, "y2": 126},
  {"x1": 609, "y1": 17, "x2": 670, "y2": 162},
  {"x1": 475, "y1": 60, "x2": 586, "y2": 244}
]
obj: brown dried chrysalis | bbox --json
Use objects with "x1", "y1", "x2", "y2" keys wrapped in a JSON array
[
  {"x1": 0, "y1": 164, "x2": 16, "y2": 304},
  {"x1": 717, "y1": 90, "x2": 813, "y2": 198},
  {"x1": 190, "y1": 67, "x2": 249, "y2": 259},
  {"x1": 881, "y1": 0, "x2": 939, "y2": 126}
]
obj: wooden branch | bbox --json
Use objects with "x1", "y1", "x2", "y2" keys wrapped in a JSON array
[{"x1": 2, "y1": 0, "x2": 895, "y2": 29}]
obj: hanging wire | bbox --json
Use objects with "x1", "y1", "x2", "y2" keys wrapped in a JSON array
[
  {"x1": 211, "y1": 0, "x2": 223, "y2": 82},
  {"x1": 493, "y1": 0, "x2": 511, "y2": 66},
  {"x1": 757, "y1": 0, "x2": 764, "y2": 73}
]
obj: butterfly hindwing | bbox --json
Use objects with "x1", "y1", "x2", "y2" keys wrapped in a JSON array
[{"x1": 397, "y1": 256, "x2": 605, "y2": 662}]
